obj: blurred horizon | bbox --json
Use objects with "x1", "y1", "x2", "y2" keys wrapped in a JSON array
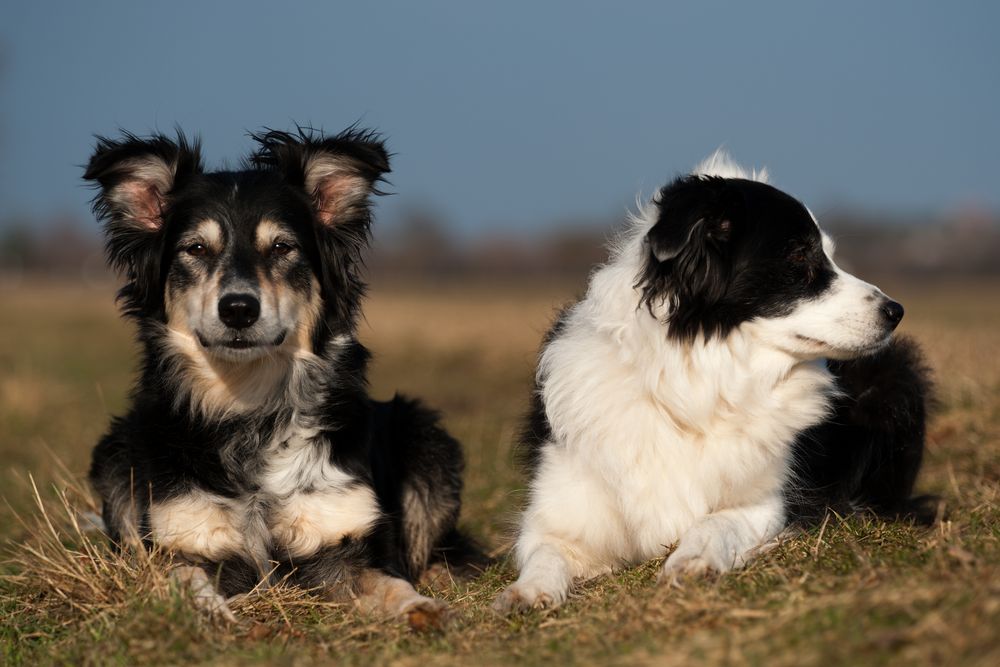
[{"x1": 1, "y1": 0, "x2": 999, "y2": 244}]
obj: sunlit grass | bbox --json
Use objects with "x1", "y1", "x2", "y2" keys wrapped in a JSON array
[{"x1": 0, "y1": 278, "x2": 998, "y2": 666}]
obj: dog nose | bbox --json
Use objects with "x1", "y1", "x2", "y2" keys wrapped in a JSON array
[
  {"x1": 218, "y1": 294, "x2": 260, "y2": 329},
  {"x1": 881, "y1": 299, "x2": 904, "y2": 330}
]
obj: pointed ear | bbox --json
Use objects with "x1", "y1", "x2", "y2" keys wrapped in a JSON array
[
  {"x1": 84, "y1": 131, "x2": 202, "y2": 234},
  {"x1": 645, "y1": 176, "x2": 734, "y2": 262},
  {"x1": 250, "y1": 128, "x2": 390, "y2": 227}
]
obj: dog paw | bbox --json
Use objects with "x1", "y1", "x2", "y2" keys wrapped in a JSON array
[
  {"x1": 657, "y1": 553, "x2": 720, "y2": 585},
  {"x1": 401, "y1": 596, "x2": 449, "y2": 632},
  {"x1": 171, "y1": 564, "x2": 239, "y2": 623},
  {"x1": 492, "y1": 583, "x2": 559, "y2": 615}
]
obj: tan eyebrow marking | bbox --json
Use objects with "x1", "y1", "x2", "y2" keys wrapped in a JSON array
[
  {"x1": 255, "y1": 219, "x2": 288, "y2": 251},
  {"x1": 185, "y1": 219, "x2": 223, "y2": 252}
]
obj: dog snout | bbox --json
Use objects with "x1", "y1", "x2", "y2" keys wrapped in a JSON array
[
  {"x1": 218, "y1": 293, "x2": 261, "y2": 329},
  {"x1": 881, "y1": 299, "x2": 904, "y2": 330}
]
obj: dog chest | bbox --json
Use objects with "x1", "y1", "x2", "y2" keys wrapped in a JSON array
[
  {"x1": 260, "y1": 429, "x2": 380, "y2": 558},
  {"x1": 149, "y1": 429, "x2": 379, "y2": 562},
  {"x1": 539, "y1": 328, "x2": 834, "y2": 546}
]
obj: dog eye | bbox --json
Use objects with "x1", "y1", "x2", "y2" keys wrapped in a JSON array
[
  {"x1": 185, "y1": 243, "x2": 208, "y2": 257},
  {"x1": 270, "y1": 242, "x2": 295, "y2": 257},
  {"x1": 788, "y1": 246, "x2": 812, "y2": 264}
]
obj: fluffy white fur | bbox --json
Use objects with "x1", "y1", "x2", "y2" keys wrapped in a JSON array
[{"x1": 495, "y1": 154, "x2": 893, "y2": 612}]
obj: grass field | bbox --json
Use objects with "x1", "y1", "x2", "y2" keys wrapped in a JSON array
[{"x1": 1, "y1": 278, "x2": 998, "y2": 666}]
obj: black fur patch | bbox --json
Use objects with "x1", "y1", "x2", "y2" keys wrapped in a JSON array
[
  {"x1": 637, "y1": 176, "x2": 835, "y2": 341},
  {"x1": 785, "y1": 336, "x2": 939, "y2": 524}
]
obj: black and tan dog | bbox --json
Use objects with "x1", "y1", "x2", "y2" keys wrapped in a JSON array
[{"x1": 85, "y1": 127, "x2": 474, "y2": 628}]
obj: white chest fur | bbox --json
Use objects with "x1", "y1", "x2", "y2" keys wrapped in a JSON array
[
  {"x1": 531, "y1": 290, "x2": 836, "y2": 564},
  {"x1": 260, "y1": 423, "x2": 380, "y2": 559},
  {"x1": 149, "y1": 422, "x2": 380, "y2": 563}
]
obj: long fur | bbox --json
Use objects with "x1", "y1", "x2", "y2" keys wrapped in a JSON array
[
  {"x1": 496, "y1": 153, "x2": 933, "y2": 613},
  {"x1": 85, "y1": 128, "x2": 480, "y2": 621}
]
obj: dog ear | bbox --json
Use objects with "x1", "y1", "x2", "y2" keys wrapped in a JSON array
[
  {"x1": 84, "y1": 131, "x2": 202, "y2": 314},
  {"x1": 251, "y1": 127, "x2": 390, "y2": 327},
  {"x1": 638, "y1": 176, "x2": 738, "y2": 338},
  {"x1": 250, "y1": 127, "x2": 390, "y2": 228},
  {"x1": 84, "y1": 132, "x2": 202, "y2": 234},
  {"x1": 645, "y1": 177, "x2": 734, "y2": 262}
]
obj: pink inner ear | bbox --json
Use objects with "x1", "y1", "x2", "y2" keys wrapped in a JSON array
[
  {"x1": 715, "y1": 219, "x2": 733, "y2": 240},
  {"x1": 313, "y1": 173, "x2": 368, "y2": 227},
  {"x1": 118, "y1": 180, "x2": 165, "y2": 231}
]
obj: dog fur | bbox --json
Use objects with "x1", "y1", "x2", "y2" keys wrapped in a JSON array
[
  {"x1": 85, "y1": 127, "x2": 477, "y2": 628},
  {"x1": 495, "y1": 153, "x2": 933, "y2": 613}
]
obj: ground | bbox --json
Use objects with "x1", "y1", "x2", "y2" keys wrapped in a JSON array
[{"x1": 0, "y1": 278, "x2": 997, "y2": 666}]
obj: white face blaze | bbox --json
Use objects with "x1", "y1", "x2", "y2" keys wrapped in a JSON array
[{"x1": 748, "y1": 229, "x2": 897, "y2": 361}]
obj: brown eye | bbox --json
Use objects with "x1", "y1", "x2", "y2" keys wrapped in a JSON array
[
  {"x1": 788, "y1": 244, "x2": 812, "y2": 264},
  {"x1": 788, "y1": 245, "x2": 820, "y2": 282},
  {"x1": 270, "y1": 242, "x2": 295, "y2": 257},
  {"x1": 186, "y1": 243, "x2": 208, "y2": 257}
]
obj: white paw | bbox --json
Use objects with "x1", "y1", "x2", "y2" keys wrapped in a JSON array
[
  {"x1": 492, "y1": 581, "x2": 563, "y2": 614},
  {"x1": 658, "y1": 536, "x2": 747, "y2": 584},
  {"x1": 171, "y1": 565, "x2": 238, "y2": 623},
  {"x1": 197, "y1": 590, "x2": 239, "y2": 624},
  {"x1": 658, "y1": 552, "x2": 720, "y2": 584}
]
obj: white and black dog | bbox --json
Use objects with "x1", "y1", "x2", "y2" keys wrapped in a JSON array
[
  {"x1": 85, "y1": 128, "x2": 478, "y2": 628},
  {"x1": 494, "y1": 153, "x2": 932, "y2": 613}
]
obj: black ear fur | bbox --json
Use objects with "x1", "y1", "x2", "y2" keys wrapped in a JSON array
[
  {"x1": 249, "y1": 126, "x2": 390, "y2": 229},
  {"x1": 645, "y1": 176, "x2": 735, "y2": 261},
  {"x1": 83, "y1": 131, "x2": 202, "y2": 317},
  {"x1": 250, "y1": 126, "x2": 391, "y2": 330},
  {"x1": 638, "y1": 176, "x2": 740, "y2": 340}
]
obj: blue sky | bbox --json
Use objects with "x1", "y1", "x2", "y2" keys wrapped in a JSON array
[{"x1": 1, "y1": 1, "x2": 997, "y2": 237}]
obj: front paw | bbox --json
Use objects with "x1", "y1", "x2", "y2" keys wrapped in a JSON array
[
  {"x1": 492, "y1": 582, "x2": 561, "y2": 614},
  {"x1": 657, "y1": 552, "x2": 719, "y2": 584},
  {"x1": 171, "y1": 565, "x2": 239, "y2": 623},
  {"x1": 401, "y1": 596, "x2": 449, "y2": 632}
]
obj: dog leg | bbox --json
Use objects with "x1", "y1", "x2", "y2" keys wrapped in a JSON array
[
  {"x1": 496, "y1": 447, "x2": 622, "y2": 614},
  {"x1": 493, "y1": 541, "x2": 576, "y2": 613},
  {"x1": 170, "y1": 564, "x2": 238, "y2": 623},
  {"x1": 659, "y1": 495, "x2": 784, "y2": 582},
  {"x1": 353, "y1": 569, "x2": 449, "y2": 632}
]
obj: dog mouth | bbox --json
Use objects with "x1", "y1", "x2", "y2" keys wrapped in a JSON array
[
  {"x1": 795, "y1": 334, "x2": 828, "y2": 347},
  {"x1": 196, "y1": 330, "x2": 287, "y2": 350},
  {"x1": 794, "y1": 333, "x2": 889, "y2": 357}
]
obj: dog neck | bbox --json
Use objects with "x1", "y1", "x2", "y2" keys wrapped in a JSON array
[
  {"x1": 153, "y1": 324, "x2": 346, "y2": 421},
  {"x1": 541, "y1": 223, "x2": 838, "y2": 441}
]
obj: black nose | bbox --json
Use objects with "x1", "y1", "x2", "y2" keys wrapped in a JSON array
[
  {"x1": 882, "y1": 299, "x2": 904, "y2": 330},
  {"x1": 218, "y1": 294, "x2": 260, "y2": 329}
]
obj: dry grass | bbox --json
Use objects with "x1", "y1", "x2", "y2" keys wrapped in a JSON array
[{"x1": 1, "y1": 277, "x2": 998, "y2": 666}]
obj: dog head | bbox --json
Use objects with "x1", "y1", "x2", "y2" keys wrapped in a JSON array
[
  {"x1": 84, "y1": 128, "x2": 389, "y2": 363},
  {"x1": 637, "y1": 159, "x2": 903, "y2": 359}
]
